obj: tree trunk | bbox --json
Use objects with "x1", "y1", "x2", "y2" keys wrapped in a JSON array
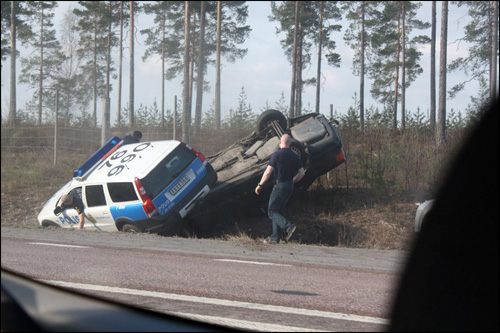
[
  {"x1": 490, "y1": 0, "x2": 498, "y2": 104},
  {"x1": 38, "y1": 6, "x2": 44, "y2": 126},
  {"x1": 188, "y1": 8, "x2": 195, "y2": 130},
  {"x1": 215, "y1": 1, "x2": 221, "y2": 130},
  {"x1": 106, "y1": 1, "x2": 111, "y2": 106},
  {"x1": 430, "y1": 0, "x2": 436, "y2": 132},
  {"x1": 437, "y1": 1, "x2": 448, "y2": 147},
  {"x1": 129, "y1": 1, "x2": 135, "y2": 127},
  {"x1": 296, "y1": 24, "x2": 303, "y2": 116},
  {"x1": 8, "y1": 1, "x2": 16, "y2": 126},
  {"x1": 401, "y1": 1, "x2": 406, "y2": 130},
  {"x1": 103, "y1": 1, "x2": 112, "y2": 143},
  {"x1": 194, "y1": 1, "x2": 206, "y2": 136},
  {"x1": 182, "y1": 0, "x2": 191, "y2": 143},
  {"x1": 117, "y1": 1, "x2": 123, "y2": 125},
  {"x1": 93, "y1": 19, "x2": 97, "y2": 127},
  {"x1": 393, "y1": 13, "x2": 401, "y2": 129},
  {"x1": 161, "y1": 9, "x2": 166, "y2": 129},
  {"x1": 289, "y1": 1, "x2": 299, "y2": 118},
  {"x1": 360, "y1": 1, "x2": 365, "y2": 131},
  {"x1": 315, "y1": 1, "x2": 323, "y2": 114}
]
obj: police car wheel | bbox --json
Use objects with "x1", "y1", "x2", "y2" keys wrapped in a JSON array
[
  {"x1": 122, "y1": 224, "x2": 141, "y2": 233},
  {"x1": 42, "y1": 221, "x2": 61, "y2": 228}
]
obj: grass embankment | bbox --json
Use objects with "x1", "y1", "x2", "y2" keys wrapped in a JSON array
[
  {"x1": 1, "y1": 150, "x2": 416, "y2": 250},
  {"x1": 1, "y1": 125, "x2": 468, "y2": 250}
]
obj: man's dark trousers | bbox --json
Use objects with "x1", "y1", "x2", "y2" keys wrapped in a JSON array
[{"x1": 268, "y1": 181, "x2": 294, "y2": 243}]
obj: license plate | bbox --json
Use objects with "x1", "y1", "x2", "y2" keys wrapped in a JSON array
[{"x1": 169, "y1": 174, "x2": 190, "y2": 196}]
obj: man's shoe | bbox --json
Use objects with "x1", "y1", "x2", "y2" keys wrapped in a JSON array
[
  {"x1": 285, "y1": 225, "x2": 296, "y2": 242},
  {"x1": 263, "y1": 236, "x2": 278, "y2": 244}
]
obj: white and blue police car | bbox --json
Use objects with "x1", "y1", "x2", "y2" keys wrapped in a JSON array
[{"x1": 37, "y1": 137, "x2": 217, "y2": 233}]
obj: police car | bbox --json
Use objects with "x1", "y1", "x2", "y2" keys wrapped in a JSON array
[{"x1": 37, "y1": 137, "x2": 217, "y2": 233}]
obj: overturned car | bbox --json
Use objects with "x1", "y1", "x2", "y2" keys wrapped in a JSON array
[{"x1": 189, "y1": 109, "x2": 345, "y2": 222}]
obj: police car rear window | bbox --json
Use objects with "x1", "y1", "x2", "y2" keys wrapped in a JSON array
[
  {"x1": 108, "y1": 182, "x2": 138, "y2": 202},
  {"x1": 141, "y1": 145, "x2": 196, "y2": 198}
]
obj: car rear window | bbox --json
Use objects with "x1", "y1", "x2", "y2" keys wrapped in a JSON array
[
  {"x1": 108, "y1": 182, "x2": 138, "y2": 202},
  {"x1": 141, "y1": 145, "x2": 196, "y2": 198}
]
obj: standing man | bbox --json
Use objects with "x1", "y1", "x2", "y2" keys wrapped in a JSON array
[
  {"x1": 255, "y1": 134, "x2": 305, "y2": 244},
  {"x1": 121, "y1": 130, "x2": 142, "y2": 145}
]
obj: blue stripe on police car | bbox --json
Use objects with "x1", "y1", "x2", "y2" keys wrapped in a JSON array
[{"x1": 110, "y1": 203, "x2": 148, "y2": 221}]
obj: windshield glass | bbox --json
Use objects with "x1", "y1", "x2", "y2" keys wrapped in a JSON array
[{"x1": 1, "y1": 1, "x2": 497, "y2": 332}]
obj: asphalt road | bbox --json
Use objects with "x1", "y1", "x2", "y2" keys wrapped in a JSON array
[{"x1": 1, "y1": 227, "x2": 409, "y2": 331}]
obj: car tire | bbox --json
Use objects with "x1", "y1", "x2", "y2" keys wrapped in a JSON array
[
  {"x1": 122, "y1": 223, "x2": 141, "y2": 233},
  {"x1": 42, "y1": 221, "x2": 61, "y2": 228},
  {"x1": 290, "y1": 139, "x2": 307, "y2": 167},
  {"x1": 257, "y1": 109, "x2": 287, "y2": 132}
]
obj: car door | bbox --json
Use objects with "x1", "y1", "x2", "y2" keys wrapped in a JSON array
[
  {"x1": 58, "y1": 186, "x2": 83, "y2": 228},
  {"x1": 82, "y1": 184, "x2": 116, "y2": 231}
]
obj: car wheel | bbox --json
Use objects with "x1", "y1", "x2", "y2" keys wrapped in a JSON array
[
  {"x1": 42, "y1": 221, "x2": 61, "y2": 228},
  {"x1": 122, "y1": 223, "x2": 141, "y2": 233},
  {"x1": 290, "y1": 139, "x2": 307, "y2": 167},
  {"x1": 257, "y1": 109, "x2": 287, "y2": 132}
]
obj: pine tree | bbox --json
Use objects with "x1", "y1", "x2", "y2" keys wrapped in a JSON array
[
  {"x1": 368, "y1": 1, "x2": 430, "y2": 129},
  {"x1": 1, "y1": 2, "x2": 13, "y2": 65},
  {"x1": 273, "y1": 92, "x2": 288, "y2": 115},
  {"x1": 73, "y1": 1, "x2": 114, "y2": 127},
  {"x1": 270, "y1": 1, "x2": 342, "y2": 117},
  {"x1": 19, "y1": 1, "x2": 63, "y2": 125},
  {"x1": 141, "y1": 1, "x2": 182, "y2": 129},
  {"x1": 430, "y1": 1, "x2": 437, "y2": 132},
  {"x1": 182, "y1": 0, "x2": 191, "y2": 143},
  {"x1": 344, "y1": 1, "x2": 381, "y2": 130},
  {"x1": 193, "y1": 0, "x2": 207, "y2": 136},
  {"x1": 213, "y1": 1, "x2": 251, "y2": 130},
  {"x1": 464, "y1": 76, "x2": 490, "y2": 126},
  {"x1": 202, "y1": 100, "x2": 216, "y2": 130},
  {"x1": 4, "y1": 1, "x2": 34, "y2": 126},
  {"x1": 55, "y1": 7, "x2": 92, "y2": 126},
  {"x1": 449, "y1": 1, "x2": 499, "y2": 105},
  {"x1": 224, "y1": 86, "x2": 255, "y2": 131},
  {"x1": 437, "y1": 1, "x2": 448, "y2": 146}
]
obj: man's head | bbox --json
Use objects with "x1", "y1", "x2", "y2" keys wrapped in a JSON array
[
  {"x1": 61, "y1": 193, "x2": 73, "y2": 205},
  {"x1": 280, "y1": 134, "x2": 292, "y2": 148},
  {"x1": 133, "y1": 131, "x2": 142, "y2": 140}
]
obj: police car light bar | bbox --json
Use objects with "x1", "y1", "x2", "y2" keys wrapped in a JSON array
[{"x1": 73, "y1": 136, "x2": 122, "y2": 180}]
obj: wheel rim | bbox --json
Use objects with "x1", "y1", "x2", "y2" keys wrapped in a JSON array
[
  {"x1": 123, "y1": 225, "x2": 138, "y2": 233},
  {"x1": 290, "y1": 146, "x2": 301, "y2": 158}
]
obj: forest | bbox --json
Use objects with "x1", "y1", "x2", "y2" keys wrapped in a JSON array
[{"x1": 1, "y1": 2, "x2": 497, "y2": 136}]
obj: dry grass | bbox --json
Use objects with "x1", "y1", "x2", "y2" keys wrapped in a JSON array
[
  {"x1": 1, "y1": 151, "x2": 417, "y2": 250},
  {"x1": 182, "y1": 190, "x2": 417, "y2": 250},
  {"x1": 1, "y1": 151, "x2": 83, "y2": 229},
  {"x1": 6, "y1": 119, "x2": 453, "y2": 252}
]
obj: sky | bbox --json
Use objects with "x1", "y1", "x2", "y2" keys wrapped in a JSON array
[{"x1": 1, "y1": 1, "x2": 484, "y2": 124}]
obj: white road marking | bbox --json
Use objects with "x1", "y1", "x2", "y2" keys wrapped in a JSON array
[
  {"x1": 28, "y1": 242, "x2": 90, "y2": 249},
  {"x1": 40, "y1": 279, "x2": 389, "y2": 326},
  {"x1": 214, "y1": 259, "x2": 292, "y2": 266},
  {"x1": 169, "y1": 311, "x2": 326, "y2": 332}
]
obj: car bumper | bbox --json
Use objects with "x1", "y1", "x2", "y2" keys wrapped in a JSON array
[
  {"x1": 142, "y1": 164, "x2": 218, "y2": 233},
  {"x1": 415, "y1": 200, "x2": 435, "y2": 232}
]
